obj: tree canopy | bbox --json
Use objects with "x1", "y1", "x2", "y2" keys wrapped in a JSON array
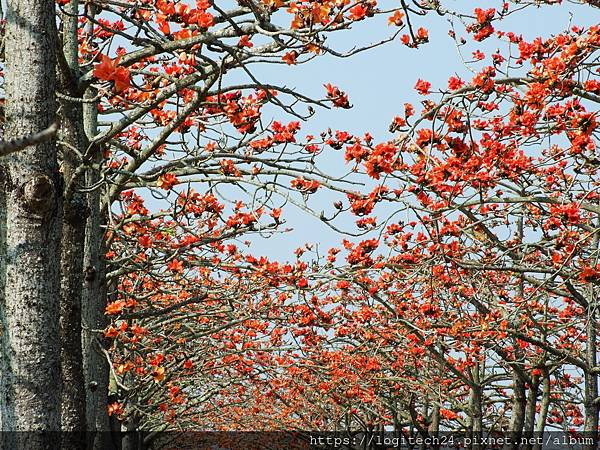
[{"x1": 0, "y1": 0, "x2": 599, "y2": 449}]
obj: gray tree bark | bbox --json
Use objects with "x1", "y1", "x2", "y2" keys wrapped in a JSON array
[
  {"x1": 58, "y1": 0, "x2": 88, "y2": 445},
  {"x1": 468, "y1": 365, "x2": 482, "y2": 450},
  {"x1": 522, "y1": 375, "x2": 540, "y2": 450},
  {"x1": 508, "y1": 370, "x2": 526, "y2": 450},
  {"x1": 0, "y1": 0, "x2": 60, "y2": 447},
  {"x1": 0, "y1": 167, "x2": 6, "y2": 435},
  {"x1": 82, "y1": 118, "x2": 113, "y2": 450},
  {"x1": 81, "y1": 5, "x2": 113, "y2": 443},
  {"x1": 584, "y1": 306, "x2": 598, "y2": 450},
  {"x1": 532, "y1": 369, "x2": 550, "y2": 450},
  {"x1": 583, "y1": 222, "x2": 600, "y2": 450}
]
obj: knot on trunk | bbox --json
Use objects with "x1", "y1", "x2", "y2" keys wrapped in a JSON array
[
  {"x1": 84, "y1": 265, "x2": 96, "y2": 282},
  {"x1": 64, "y1": 196, "x2": 89, "y2": 226},
  {"x1": 22, "y1": 174, "x2": 56, "y2": 214}
]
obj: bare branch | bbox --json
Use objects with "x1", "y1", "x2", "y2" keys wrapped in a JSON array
[{"x1": 0, "y1": 122, "x2": 59, "y2": 158}]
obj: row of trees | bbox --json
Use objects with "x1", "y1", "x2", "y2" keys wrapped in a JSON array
[{"x1": 0, "y1": 0, "x2": 598, "y2": 449}]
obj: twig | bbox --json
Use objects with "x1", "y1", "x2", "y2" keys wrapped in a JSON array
[{"x1": 0, "y1": 122, "x2": 59, "y2": 158}]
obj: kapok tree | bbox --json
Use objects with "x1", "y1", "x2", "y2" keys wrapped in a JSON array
[
  {"x1": 319, "y1": 5, "x2": 599, "y2": 449},
  {"x1": 98, "y1": 0, "x2": 600, "y2": 441},
  {"x1": 1, "y1": 0, "x2": 596, "y2": 446},
  {"x1": 67, "y1": 0, "x2": 441, "y2": 441},
  {"x1": 0, "y1": 0, "x2": 428, "y2": 445}
]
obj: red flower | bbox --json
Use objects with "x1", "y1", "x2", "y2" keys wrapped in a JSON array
[
  {"x1": 104, "y1": 326, "x2": 119, "y2": 339},
  {"x1": 167, "y1": 259, "x2": 184, "y2": 273},
  {"x1": 472, "y1": 50, "x2": 485, "y2": 61},
  {"x1": 324, "y1": 83, "x2": 351, "y2": 108},
  {"x1": 440, "y1": 409, "x2": 459, "y2": 420},
  {"x1": 416, "y1": 27, "x2": 429, "y2": 42},
  {"x1": 282, "y1": 51, "x2": 298, "y2": 65},
  {"x1": 348, "y1": 4, "x2": 368, "y2": 21},
  {"x1": 156, "y1": 173, "x2": 179, "y2": 190},
  {"x1": 296, "y1": 277, "x2": 309, "y2": 288},
  {"x1": 388, "y1": 11, "x2": 404, "y2": 26},
  {"x1": 447, "y1": 76, "x2": 465, "y2": 91},
  {"x1": 108, "y1": 402, "x2": 124, "y2": 417},
  {"x1": 414, "y1": 79, "x2": 431, "y2": 95},
  {"x1": 156, "y1": 14, "x2": 171, "y2": 35},
  {"x1": 138, "y1": 235, "x2": 152, "y2": 248},
  {"x1": 195, "y1": 11, "x2": 214, "y2": 29},
  {"x1": 106, "y1": 300, "x2": 126, "y2": 315},
  {"x1": 93, "y1": 54, "x2": 131, "y2": 93},
  {"x1": 580, "y1": 265, "x2": 600, "y2": 283},
  {"x1": 238, "y1": 35, "x2": 253, "y2": 48},
  {"x1": 291, "y1": 177, "x2": 320, "y2": 193},
  {"x1": 271, "y1": 208, "x2": 282, "y2": 220}
]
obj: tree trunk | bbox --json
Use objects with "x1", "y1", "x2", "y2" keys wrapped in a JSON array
[
  {"x1": 584, "y1": 304, "x2": 598, "y2": 450},
  {"x1": 428, "y1": 402, "x2": 440, "y2": 435},
  {"x1": 82, "y1": 167, "x2": 112, "y2": 450},
  {"x1": 0, "y1": 167, "x2": 6, "y2": 434},
  {"x1": 428, "y1": 401, "x2": 440, "y2": 450},
  {"x1": 58, "y1": 2, "x2": 88, "y2": 445},
  {"x1": 508, "y1": 370, "x2": 526, "y2": 450},
  {"x1": 532, "y1": 369, "x2": 550, "y2": 450},
  {"x1": 522, "y1": 375, "x2": 540, "y2": 450},
  {"x1": 0, "y1": 0, "x2": 60, "y2": 447},
  {"x1": 81, "y1": 46, "x2": 113, "y2": 450},
  {"x1": 468, "y1": 365, "x2": 482, "y2": 450},
  {"x1": 583, "y1": 221, "x2": 600, "y2": 450}
]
